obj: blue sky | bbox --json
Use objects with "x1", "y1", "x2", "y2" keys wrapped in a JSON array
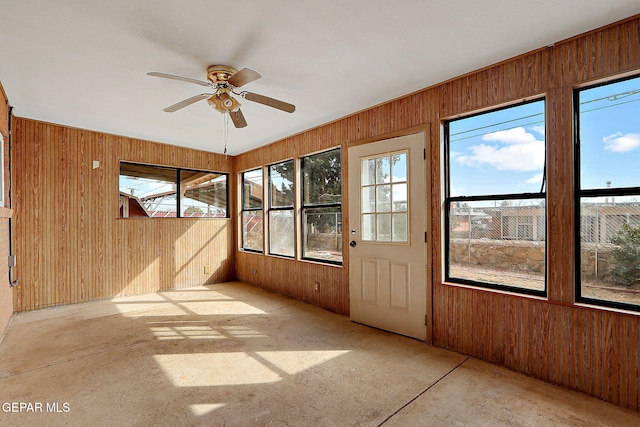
[
  {"x1": 579, "y1": 77, "x2": 640, "y2": 190},
  {"x1": 448, "y1": 99, "x2": 545, "y2": 198},
  {"x1": 448, "y1": 75, "x2": 640, "y2": 198}
]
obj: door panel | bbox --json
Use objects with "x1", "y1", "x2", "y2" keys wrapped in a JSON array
[
  {"x1": 348, "y1": 132, "x2": 428, "y2": 340},
  {"x1": 390, "y1": 262, "x2": 409, "y2": 310},
  {"x1": 361, "y1": 258, "x2": 378, "y2": 305}
]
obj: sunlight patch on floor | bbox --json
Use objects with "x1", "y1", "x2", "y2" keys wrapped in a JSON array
[
  {"x1": 154, "y1": 353, "x2": 282, "y2": 387},
  {"x1": 112, "y1": 298, "x2": 266, "y2": 318},
  {"x1": 149, "y1": 325, "x2": 267, "y2": 340},
  {"x1": 113, "y1": 302, "x2": 190, "y2": 317},
  {"x1": 254, "y1": 350, "x2": 351, "y2": 375},
  {"x1": 154, "y1": 350, "x2": 351, "y2": 387},
  {"x1": 189, "y1": 403, "x2": 226, "y2": 416},
  {"x1": 179, "y1": 301, "x2": 266, "y2": 316}
]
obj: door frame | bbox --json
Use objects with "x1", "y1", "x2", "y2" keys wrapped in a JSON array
[{"x1": 345, "y1": 124, "x2": 433, "y2": 343}]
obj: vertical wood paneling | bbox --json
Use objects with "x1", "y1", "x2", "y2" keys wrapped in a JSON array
[{"x1": 13, "y1": 118, "x2": 235, "y2": 312}]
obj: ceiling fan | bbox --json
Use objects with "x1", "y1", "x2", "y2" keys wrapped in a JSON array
[{"x1": 147, "y1": 65, "x2": 295, "y2": 128}]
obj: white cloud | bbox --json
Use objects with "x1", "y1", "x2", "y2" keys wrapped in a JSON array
[
  {"x1": 525, "y1": 173, "x2": 543, "y2": 184},
  {"x1": 530, "y1": 125, "x2": 545, "y2": 137},
  {"x1": 603, "y1": 132, "x2": 640, "y2": 153},
  {"x1": 456, "y1": 127, "x2": 544, "y2": 172},
  {"x1": 482, "y1": 127, "x2": 537, "y2": 144}
]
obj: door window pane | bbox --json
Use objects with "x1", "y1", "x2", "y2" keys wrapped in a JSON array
[
  {"x1": 377, "y1": 214, "x2": 392, "y2": 242},
  {"x1": 376, "y1": 185, "x2": 391, "y2": 212},
  {"x1": 362, "y1": 214, "x2": 376, "y2": 241},
  {"x1": 360, "y1": 151, "x2": 409, "y2": 243},
  {"x1": 362, "y1": 187, "x2": 375, "y2": 213},
  {"x1": 392, "y1": 214, "x2": 408, "y2": 242}
]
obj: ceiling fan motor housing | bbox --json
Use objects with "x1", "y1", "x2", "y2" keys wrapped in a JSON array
[
  {"x1": 206, "y1": 65, "x2": 238, "y2": 84},
  {"x1": 206, "y1": 65, "x2": 242, "y2": 113}
]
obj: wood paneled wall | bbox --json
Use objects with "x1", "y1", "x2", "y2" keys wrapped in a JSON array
[
  {"x1": 235, "y1": 15, "x2": 640, "y2": 411},
  {"x1": 0, "y1": 82, "x2": 13, "y2": 337},
  {"x1": 12, "y1": 118, "x2": 235, "y2": 312}
]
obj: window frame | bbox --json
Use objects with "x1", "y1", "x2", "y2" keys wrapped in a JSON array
[
  {"x1": 267, "y1": 159, "x2": 295, "y2": 258},
  {"x1": 179, "y1": 168, "x2": 228, "y2": 218},
  {"x1": 443, "y1": 98, "x2": 547, "y2": 297},
  {"x1": 119, "y1": 161, "x2": 229, "y2": 219},
  {"x1": 574, "y1": 73, "x2": 640, "y2": 311},
  {"x1": 240, "y1": 167, "x2": 264, "y2": 253},
  {"x1": 300, "y1": 147, "x2": 343, "y2": 265}
]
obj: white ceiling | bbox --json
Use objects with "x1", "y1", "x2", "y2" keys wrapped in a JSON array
[{"x1": 1, "y1": 1, "x2": 639, "y2": 155}]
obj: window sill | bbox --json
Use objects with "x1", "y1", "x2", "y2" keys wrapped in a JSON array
[
  {"x1": 300, "y1": 257, "x2": 343, "y2": 268},
  {"x1": 439, "y1": 280, "x2": 548, "y2": 301},
  {"x1": 117, "y1": 216, "x2": 230, "y2": 220},
  {"x1": 574, "y1": 300, "x2": 640, "y2": 318},
  {"x1": 0, "y1": 207, "x2": 13, "y2": 219}
]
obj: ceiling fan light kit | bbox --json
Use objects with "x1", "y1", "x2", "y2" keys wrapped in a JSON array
[{"x1": 147, "y1": 65, "x2": 295, "y2": 129}]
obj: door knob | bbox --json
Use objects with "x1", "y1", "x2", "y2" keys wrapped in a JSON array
[{"x1": 349, "y1": 240, "x2": 357, "y2": 247}]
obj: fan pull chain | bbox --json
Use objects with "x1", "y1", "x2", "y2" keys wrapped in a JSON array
[{"x1": 223, "y1": 112, "x2": 229, "y2": 155}]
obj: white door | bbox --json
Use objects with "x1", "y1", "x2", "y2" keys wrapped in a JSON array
[{"x1": 348, "y1": 132, "x2": 427, "y2": 340}]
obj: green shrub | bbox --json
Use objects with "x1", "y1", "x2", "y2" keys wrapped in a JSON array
[{"x1": 610, "y1": 223, "x2": 640, "y2": 287}]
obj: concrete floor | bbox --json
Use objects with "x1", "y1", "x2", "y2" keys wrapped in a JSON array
[{"x1": 0, "y1": 282, "x2": 638, "y2": 426}]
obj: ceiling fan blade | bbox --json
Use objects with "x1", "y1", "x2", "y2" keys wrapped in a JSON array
[
  {"x1": 163, "y1": 93, "x2": 212, "y2": 112},
  {"x1": 243, "y1": 92, "x2": 295, "y2": 113},
  {"x1": 228, "y1": 68, "x2": 262, "y2": 88},
  {"x1": 229, "y1": 109, "x2": 248, "y2": 128},
  {"x1": 147, "y1": 71, "x2": 212, "y2": 88}
]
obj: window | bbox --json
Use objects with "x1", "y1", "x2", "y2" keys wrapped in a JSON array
[
  {"x1": 119, "y1": 162, "x2": 227, "y2": 218},
  {"x1": 576, "y1": 74, "x2": 640, "y2": 310},
  {"x1": 241, "y1": 148, "x2": 343, "y2": 265},
  {"x1": 444, "y1": 99, "x2": 546, "y2": 295},
  {"x1": 180, "y1": 170, "x2": 227, "y2": 217},
  {"x1": 268, "y1": 160, "x2": 294, "y2": 257},
  {"x1": 502, "y1": 214, "x2": 540, "y2": 241},
  {"x1": 241, "y1": 168, "x2": 263, "y2": 252},
  {"x1": 301, "y1": 148, "x2": 342, "y2": 264},
  {"x1": 360, "y1": 152, "x2": 408, "y2": 243}
]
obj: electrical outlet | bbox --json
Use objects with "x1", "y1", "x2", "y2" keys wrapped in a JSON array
[
  {"x1": 314, "y1": 281, "x2": 320, "y2": 292},
  {"x1": 204, "y1": 266, "x2": 210, "y2": 274},
  {"x1": 253, "y1": 268, "x2": 257, "y2": 274}
]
